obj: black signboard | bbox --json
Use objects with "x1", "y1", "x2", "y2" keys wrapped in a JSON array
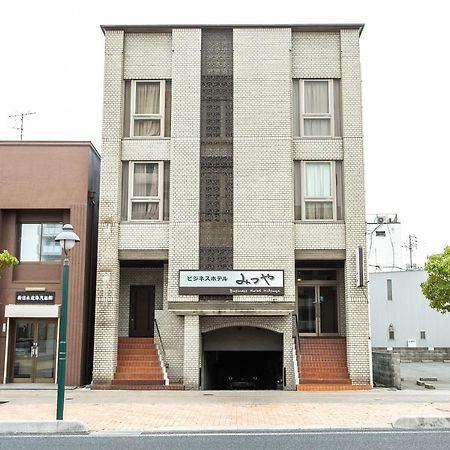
[{"x1": 15, "y1": 291, "x2": 55, "y2": 304}]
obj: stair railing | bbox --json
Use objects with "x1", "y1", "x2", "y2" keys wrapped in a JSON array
[
  {"x1": 154, "y1": 318, "x2": 169, "y2": 385},
  {"x1": 292, "y1": 313, "x2": 301, "y2": 384}
]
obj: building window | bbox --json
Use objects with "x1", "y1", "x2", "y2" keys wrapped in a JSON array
[
  {"x1": 294, "y1": 160, "x2": 343, "y2": 220},
  {"x1": 388, "y1": 324, "x2": 395, "y2": 340},
  {"x1": 19, "y1": 223, "x2": 63, "y2": 262},
  {"x1": 420, "y1": 330, "x2": 426, "y2": 340},
  {"x1": 293, "y1": 79, "x2": 342, "y2": 138},
  {"x1": 387, "y1": 279, "x2": 393, "y2": 301},
  {"x1": 123, "y1": 80, "x2": 172, "y2": 138},
  {"x1": 121, "y1": 161, "x2": 170, "y2": 221}
]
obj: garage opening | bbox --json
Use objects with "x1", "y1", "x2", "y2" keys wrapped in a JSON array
[{"x1": 202, "y1": 326, "x2": 283, "y2": 390}]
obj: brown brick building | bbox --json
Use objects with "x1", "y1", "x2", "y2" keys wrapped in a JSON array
[{"x1": 0, "y1": 141, "x2": 100, "y2": 386}]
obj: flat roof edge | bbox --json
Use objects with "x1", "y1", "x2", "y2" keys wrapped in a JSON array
[
  {"x1": 101, "y1": 23, "x2": 365, "y2": 35},
  {"x1": 0, "y1": 141, "x2": 100, "y2": 157}
]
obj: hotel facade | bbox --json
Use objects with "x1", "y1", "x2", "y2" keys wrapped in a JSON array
[{"x1": 92, "y1": 24, "x2": 371, "y2": 390}]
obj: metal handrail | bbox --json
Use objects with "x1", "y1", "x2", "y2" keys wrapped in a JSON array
[
  {"x1": 292, "y1": 313, "x2": 301, "y2": 356},
  {"x1": 154, "y1": 318, "x2": 166, "y2": 362}
]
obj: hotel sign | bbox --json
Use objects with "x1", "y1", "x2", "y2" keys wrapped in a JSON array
[
  {"x1": 179, "y1": 270, "x2": 284, "y2": 296},
  {"x1": 16, "y1": 291, "x2": 55, "y2": 304}
]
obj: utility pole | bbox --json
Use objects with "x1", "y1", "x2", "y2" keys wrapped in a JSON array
[
  {"x1": 403, "y1": 234, "x2": 418, "y2": 270},
  {"x1": 9, "y1": 111, "x2": 36, "y2": 140}
]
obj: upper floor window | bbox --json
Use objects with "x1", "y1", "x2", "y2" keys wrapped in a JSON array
[
  {"x1": 20, "y1": 223, "x2": 63, "y2": 262},
  {"x1": 294, "y1": 160, "x2": 343, "y2": 221},
  {"x1": 123, "y1": 80, "x2": 172, "y2": 138},
  {"x1": 121, "y1": 161, "x2": 170, "y2": 221},
  {"x1": 293, "y1": 79, "x2": 342, "y2": 138}
]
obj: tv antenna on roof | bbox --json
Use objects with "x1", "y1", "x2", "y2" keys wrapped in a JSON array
[
  {"x1": 9, "y1": 111, "x2": 36, "y2": 140},
  {"x1": 403, "y1": 234, "x2": 418, "y2": 270}
]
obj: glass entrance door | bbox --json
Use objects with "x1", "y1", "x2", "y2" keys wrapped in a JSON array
[
  {"x1": 12, "y1": 320, "x2": 57, "y2": 383},
  {"x1": 298, "y1": 285, "x2": 338, "y2": 335}
]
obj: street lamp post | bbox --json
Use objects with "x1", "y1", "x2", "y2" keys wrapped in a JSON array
[{"x1": 54, "y1": 224, "x2": 80, "y2": 421}]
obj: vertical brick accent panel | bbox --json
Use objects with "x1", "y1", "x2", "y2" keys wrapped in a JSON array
[
  {"x1": 66, "y1": 203, "x2": 88, "y2": 386},
  {"x1": 340, "y1": 29, "x2": 370, "y2": 385},
  {"x1": 168, "y1": 29, "x2": 202, "y2": 304},
  {"x1": 92, "y1": 30, "x2": 124, "y2": 384},
  {"x1": 233, "y1": 28, "x2": 295, "y2": 304},
  {"x1": 183, "y1": 315, "x2": 200, "y2": 389}
]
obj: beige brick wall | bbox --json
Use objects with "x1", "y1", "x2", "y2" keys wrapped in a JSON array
[
  {"x1": 340, "y1": 29, "x2": 370, "y2": 384},
  {"x1": 168, "y1": 29, "x2": 201, "y2": 305},
  {"x1": 292, "y1": 31, "x2": 341, "y2": 78}
]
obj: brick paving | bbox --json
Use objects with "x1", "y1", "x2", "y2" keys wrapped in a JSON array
[{"x1": 1, "y1": 389, "x2": 450, "y2": 432}]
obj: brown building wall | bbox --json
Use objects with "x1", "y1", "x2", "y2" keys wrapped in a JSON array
[{"x1": 0, "y1": 141, "x2": 100, "y2": 386}]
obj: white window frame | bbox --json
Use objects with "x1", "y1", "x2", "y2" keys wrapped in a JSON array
[
  {"x1": 300, "y1": 79, "x2": 334, "y2": 138},
  {"x1": 128, "y1": 161, "x2": 164, "y2": 221},
  {"x1": 301, "y1": 161, "x2": 337, "y2": 221},
  {"x1": 130, "y1": 80, "x2": 165, "y2": 138}
]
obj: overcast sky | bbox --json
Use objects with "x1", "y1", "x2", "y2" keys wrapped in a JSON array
[{"x1": 1, "y1": 0, "x2": 448, "y2": 266}]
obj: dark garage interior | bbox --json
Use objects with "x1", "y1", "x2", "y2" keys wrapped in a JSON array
[
  {"x1": 203, "y1": 350, "x2": 283, "y2": 390},
  {"x1": 201, "y1": 326, "x2": 284, "y2": 390}
]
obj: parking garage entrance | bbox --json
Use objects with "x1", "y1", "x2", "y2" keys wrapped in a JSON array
[{"x1": 202, "y1": 326, "x2": 283, "y2": 390}]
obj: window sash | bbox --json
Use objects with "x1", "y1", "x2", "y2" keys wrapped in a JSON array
[
  {"x1": 131, "y1": 80, "x2": 165, "y2": 137},
  {"x1": 297, "y1": 161, "x2": 340, "y2": 221},
  {"x1": 20, "y1": 223, "x2": 62, "y2": 262},
  {"x1": 293, "y1": 79, "x2": 342, "y2": 138},
  {"x1": 301, "y1": 80, "x2": 332, "y2": 137},
  {"x1": 128, "y1": 161, "x2": 164, "y2": 221}
]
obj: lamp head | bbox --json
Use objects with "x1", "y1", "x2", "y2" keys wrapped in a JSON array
[{"x1": 54, "y1": 224, "x2": 80, "y2": 255}]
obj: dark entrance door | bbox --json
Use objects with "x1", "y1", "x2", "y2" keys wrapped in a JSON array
[{"x1": 129, "y1": 285, "x2": 155, "y2": 337}]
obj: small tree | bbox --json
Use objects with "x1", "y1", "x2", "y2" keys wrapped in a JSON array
[
  {"x1": 421, "y1": 246, "x2": 450, "y2": 313},
  {"x1": 0, "y1": 249, "x2": 19, "y2": 275}
]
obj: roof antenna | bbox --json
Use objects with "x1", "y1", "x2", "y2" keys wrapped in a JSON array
[{"x1": 9, "y1": 111, "x2": 36, "y2": 140}]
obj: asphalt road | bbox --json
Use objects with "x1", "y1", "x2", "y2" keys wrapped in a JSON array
[{"x1": 1, "y1": 429, "x2": 450, "y2": 450}]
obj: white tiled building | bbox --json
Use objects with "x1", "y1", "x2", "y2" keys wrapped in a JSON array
[{"x1": 92, "y1": 24, "x2": 371, "y2": 390}]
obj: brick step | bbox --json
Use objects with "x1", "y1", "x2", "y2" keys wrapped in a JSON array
[
  {"x1": 118, "y1": 337, "x2": 154, "y2": 342},
  {"x1": 115, "y1": 370, "x2": 163, "y2": 378},
  {"x1": 112, "y1": 378, "x2": 164, "y2": 385},
  {"x1": 114, "y1": 371, "x2": 163, "y2": 378},
  {"x1": 300, "y1": 353, "x2": 347, "y2": 362},
  {"x1": 117, "y1": 359, "x2": 160, "y2": 366},
  {"x1": 117, "y1": 350, "x2": 159, "y2": 357},
  {"x1": 296, "y1": 384, "x2": 370, "y2": 391},
  {"x1": 299, "y1": 363, "x2": 347, "y2": 372},
  {"x1": 117, "y1": 350, "x2": 159, "y2": 355},
  {"x1": 300, "y1": 358, "x2": 347, "y2": 367},
  {"x1": 300, "y1": 370, "x2": 349, "y2": 376},
  {"x1": 116, "y1": 360, "x2": 161, "y2": 367},
  {"x1": 118, "y1": 344, "x2": 157, "y2": 350},
  {"x1": 299, "y1": 378, "x2": 351, "y2": 384},
  {"x1": 107, "y1": 384, "x2": 185, "y2": 391}
]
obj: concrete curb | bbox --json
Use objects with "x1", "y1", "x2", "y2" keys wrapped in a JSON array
[
  {"x1": 393, "y1": 416, "x2": 450, "y2": 429},
  {"x1": 0, "y1": 420, "x2": 88, "y2": 435}
]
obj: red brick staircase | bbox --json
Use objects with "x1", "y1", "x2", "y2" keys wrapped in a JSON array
[
  {"x1": 108, "y1": 337, "x2": 184, "y2": 390},
  {"x1": 296, "y1": 337, "x2": 370, "y2": 391}
]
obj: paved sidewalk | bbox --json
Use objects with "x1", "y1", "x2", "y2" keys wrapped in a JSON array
[{"x1": 1, "y1": 388, "x2": 450, "y2": 432}]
